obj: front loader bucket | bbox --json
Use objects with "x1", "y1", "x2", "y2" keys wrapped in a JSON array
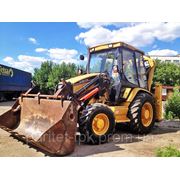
[{"x1": 0, "y1": 97, "x2": 77, "y2": 156}]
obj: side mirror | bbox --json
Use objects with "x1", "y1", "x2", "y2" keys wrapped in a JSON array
[{"x1": 80, "y1": 55, "x2": 84, "y2": 60}]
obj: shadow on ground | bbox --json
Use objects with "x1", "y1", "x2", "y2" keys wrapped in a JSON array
[
  {"x1": 152, "y1": 121, "x2": 180, "y2": 135},
  {"x1": 70, "y1": 120, "x2": 180, "y2": 156},
  {"x1": 5, "y1": 120, "x2": 180, "y2": 157},
  {"x1": 69, "y1": 133, "x2": 142, "y2": 157}
]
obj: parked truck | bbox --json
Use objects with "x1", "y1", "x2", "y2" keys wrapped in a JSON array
[{"x1": 0, "y1": 64, "x2": 32, "y2": 101}]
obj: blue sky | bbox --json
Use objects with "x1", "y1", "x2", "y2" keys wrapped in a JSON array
[{"x1": 0, "y1": 22, "x2": 180, "y2": 73}]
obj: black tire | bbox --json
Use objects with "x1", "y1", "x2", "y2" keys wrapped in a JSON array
[
  {"x1": 79, "y1": 103, "x2": 115, "y2": 144},
  {"x1": 128, "y1": 93, "x2": 155, "y2": 134}
]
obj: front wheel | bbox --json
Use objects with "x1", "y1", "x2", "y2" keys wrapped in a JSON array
[{"x1": 79, "y1": 103, "x2": 115, "y2": 144}]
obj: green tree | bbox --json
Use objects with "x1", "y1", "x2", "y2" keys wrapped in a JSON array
[
  {"x1": 33, "y1": 61, "x2": 78, "y2": 93},
  {"x1": 165, "y1": 88, "x2": 180, "y2": 119},
  {"x1": 47, "y1": 62, "x2": 77, "y2": 91},
  {"x1": 33, "y1": 61, "x2": 53, "y2": 93},
  {"x1": 153, "y1": 60, "x2": 180, "y2": 86}
]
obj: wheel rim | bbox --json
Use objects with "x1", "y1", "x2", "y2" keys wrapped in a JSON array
[
  {"x1": 141, "y1": 102, "x2": 153, "y2": 127},
  {"x1": 92, "y1": 113, "x2": 110, "y2": 135}
]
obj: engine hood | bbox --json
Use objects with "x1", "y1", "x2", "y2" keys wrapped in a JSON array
[{"x1": 67, "y1": 73, "x2": 99, "y2": 84}]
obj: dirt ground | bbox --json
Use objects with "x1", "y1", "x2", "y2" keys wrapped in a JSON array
[{"x1": 0, "y1": 101, "x2": 180, "y2": 157}]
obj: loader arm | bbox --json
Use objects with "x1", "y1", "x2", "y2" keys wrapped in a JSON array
[{"x1": 0, "y1": 73, "x2": 110, "y2": 156}]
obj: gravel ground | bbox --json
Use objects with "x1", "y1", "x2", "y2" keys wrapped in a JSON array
[{"x1": 0, "y1": 101, "x2": 180, "y2": 157}]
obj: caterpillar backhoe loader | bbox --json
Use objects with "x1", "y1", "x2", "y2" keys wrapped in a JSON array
[{"x1": 0, "y1": 42, "x2": 162, "y2": 156}]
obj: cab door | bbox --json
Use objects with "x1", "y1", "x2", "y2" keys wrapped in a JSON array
[
  {"x1": 122, "y1": 48, "x2": 139, "y2": 87},
  {"x1": 135, "y1": 51, "x2": 148, "y2": 89}
]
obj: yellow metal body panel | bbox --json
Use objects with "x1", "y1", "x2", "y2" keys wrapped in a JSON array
[
  {"x1": 113, "y1": 42, "x2": 121, "y2": 48},
  {"x1": 67, "y1": 73, "x2": 99, "y2": 84},
  {"x1": 109, "y1": 86, "x2": 160, "y2": 123},
  {"x1": 92, "y1": 44, "x2": 111, "y2": 52},
  {"x1": 127, "y1": 88, "x2": 152, "y2": 102},
  {"x1": 109, "y1": 88, "x2": 151, "y2": 123},
  {"x1": 154, "y1": 84, "x2": 163, "y2": 121},
  {"x1": 123, "y1": 88, "x2": 132, "y2": 99},
  {"x1": 67, "y1": 73, "x2": 99, "y2": 92},
  {"x1": 73, "y1": 81, "x2": 97, "y2": 93},
  {"x1": 73, "y1": 81, "x2": 88, "y2": 92},
  {"x1": 143, "y1": 56, "x2": 156, "y2": 91},
  {"x1": 110, "y1": 106, "x2": 130, "y2": 123},
  {"x1": 89, "y1": 41, "x2": 144, "y2": 54}
]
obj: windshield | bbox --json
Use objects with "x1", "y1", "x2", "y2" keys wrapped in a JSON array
[{"x1": 89, "y1": 48, "x2": 120, "y2": 74}]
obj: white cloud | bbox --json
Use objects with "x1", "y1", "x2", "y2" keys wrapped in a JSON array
[
  {"x1": 75, "y1": 22, "x2": 180, "y2": 47},
  {"x1": 3, "y1": 55, "x2": 48, "y2": 73},
  {"x1": 148, "y1": 49, "x2": 178, "y2": 56},
  {"x1": 48, "y1": 48, "x2": 80, "y2": 65},
  {"x1": 28, "y1": 37, "x2": 38, "y2": 44},
  {"x1": 18, "y1": 55, "x2": 46, "y2": 63},
  {"x1": 35, "y1": 48, "x2": 47, "y2": 52},
  {"x1": 48, "y1": 48, "x2": 78, "y2": 60},
  {"x1": 52, "y1": 58, "x2": 79, "y2": 64},
  {"x1": 77, "y1": 22, "x2": 119, "y2": 29},
  {"x1": 3, "y1": 56, "x2": 34, "y2": 72},
  {"x1": 3, "y1": 56, "x2": 14, "y2": 63},
  {"x1": 75, "y1": 26, "x2": 112, "y2": 46},
  {"x1": 36, "y1": 47, "x2": 80, "y2": 64},
  {"x1": 36, "y1": 47, "x2": 78, "y2": 61},
  {"x1": 76, "y1": 22, "x2": 137, "y2": 29},
  {"x1": 3, "y1": 48, "x2": 81, "y2": 73}
]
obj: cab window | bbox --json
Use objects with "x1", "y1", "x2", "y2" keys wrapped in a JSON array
[
  {"x1": 89, "y1": 48, "x2": 121, "y2": 75},
  {"x1": 135, "y1": 52, "x2": 147, "y2": 89},
  {"x1": 122, "y1": 49, "x2": 138, "y2": 85}
]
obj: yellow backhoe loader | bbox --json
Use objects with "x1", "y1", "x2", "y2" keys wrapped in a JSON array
[{"x1": 0, "y1": 42, "x2": 162, "y2": 156}]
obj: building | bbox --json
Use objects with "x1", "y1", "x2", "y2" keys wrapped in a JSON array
[
  {"x1": 150, "y1": 55, "x2": 180, "y2": 64},
  {"x1": 162, "y1": 86, "x2": 180, "y2": 101}
]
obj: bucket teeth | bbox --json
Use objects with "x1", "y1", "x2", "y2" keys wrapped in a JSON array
[
  {"x1": 0, "y1": 126, "x2": 12, "y2": 132},
  {"x1": 6, "y1": 129, "x2": 12, "y2": 132},
  {"x1": 0, "y1": 98, "x2": 78, "y2": 156},
  {"x1": 11, "y1": 132, "x2": 19, "y2": 136},
  {"x1": 18, "y1": 135, "x2": 26, "y2": 139}
]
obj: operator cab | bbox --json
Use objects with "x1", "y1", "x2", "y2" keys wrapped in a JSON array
[{"x1": 87, "y1": 42, "x2": 148, "y2": 103}]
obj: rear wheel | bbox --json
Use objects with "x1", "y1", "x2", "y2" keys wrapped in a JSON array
[
  {"x1": 79, "y1": 103, "x2": 115, "y2": 144},
  {"x1": 128, "y1": 93, "x2": 155, "y2": 134}
]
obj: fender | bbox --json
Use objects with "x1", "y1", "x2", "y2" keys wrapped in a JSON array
[
  {"x1": 126, "y1": 86, "x2": 163, "y2": 121},
  {"x1": 127, "y1": 88, "x2": 153, "y2": 103}
]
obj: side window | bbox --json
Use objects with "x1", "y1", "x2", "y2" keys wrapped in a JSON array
[
  {"x1": 135, "y1": 52, "x2": 147, "y2": 88},
  {"x1": 122, "y1": 49, "x2": 138, "y2": 85}
]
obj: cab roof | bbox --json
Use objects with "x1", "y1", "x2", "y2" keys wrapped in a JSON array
[{"x1": 89, "y1": 41, "x2": 144, "y2": 55}]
